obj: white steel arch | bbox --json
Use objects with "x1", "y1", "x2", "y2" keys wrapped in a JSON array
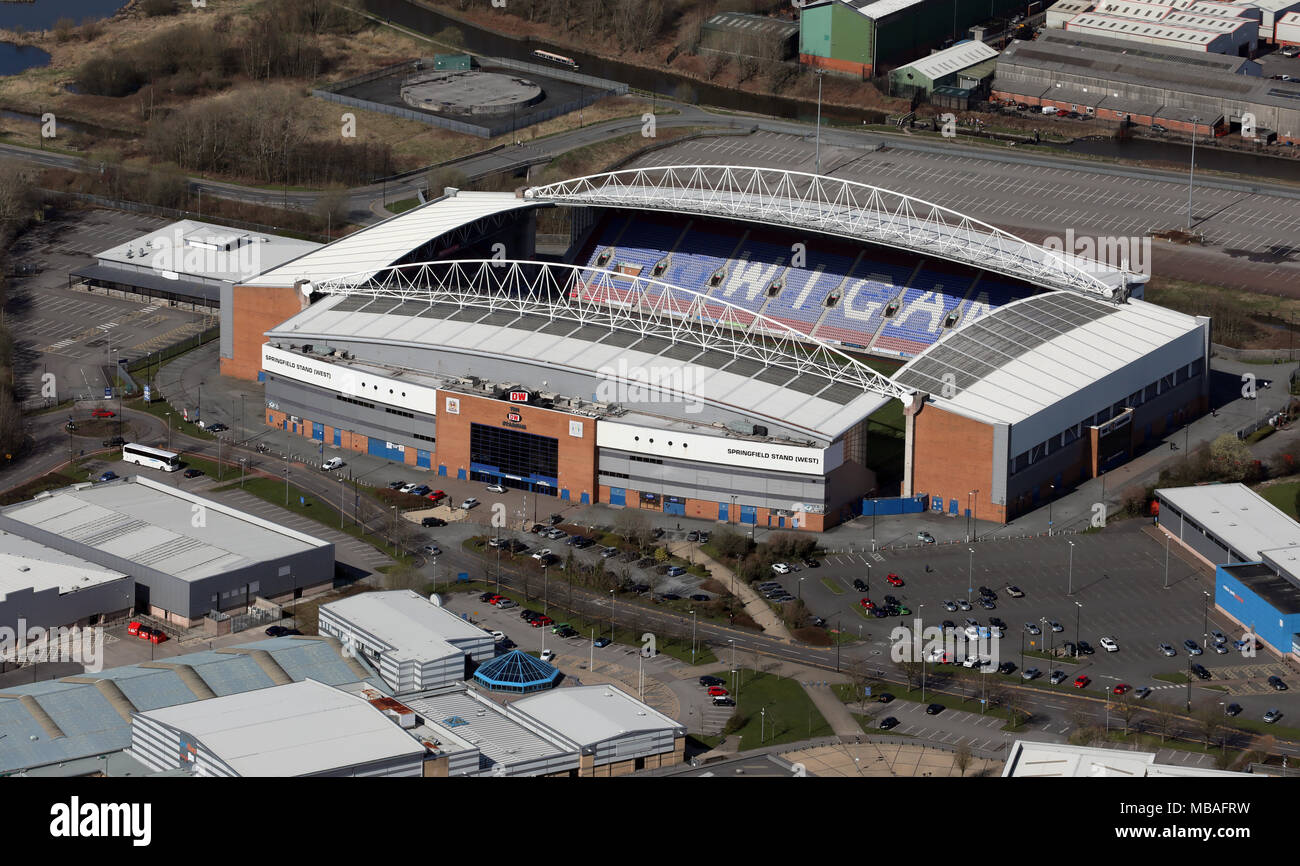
[
  {"x1": 524, "y1": 165, "x2": 1124, "y2": 300},
  {"x1": 309, "y1": 259, "x2": 906, "y2": 399}
]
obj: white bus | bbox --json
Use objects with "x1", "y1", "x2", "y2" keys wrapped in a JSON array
[
  {"x1": 532, "y1": 49, "x2": 578, "y2": 68},
  {"x1": 122, "y1": 443, "x2": 181, "y2": 472}
]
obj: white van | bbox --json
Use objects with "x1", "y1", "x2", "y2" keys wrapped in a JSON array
[{"x1": 1041, "y1": 105, "x2": 1059, "y2": 116}]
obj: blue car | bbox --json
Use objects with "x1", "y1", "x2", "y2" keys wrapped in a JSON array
[
  {"x1": 97, "y1": 471, "x2": 118, "y2": 482},
  {"x1": 410, "y1": 485, "x2": 431, "y2": 497},
  {"x1": 593, "y1": 637, "x2": 612, "y2": 647}
]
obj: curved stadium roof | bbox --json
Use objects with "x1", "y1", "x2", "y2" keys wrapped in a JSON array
[{"x1": 473, "y1": 650, "x2": 560, "y2": 693}]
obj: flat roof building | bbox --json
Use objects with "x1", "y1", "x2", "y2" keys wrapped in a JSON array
[
  {"x1": 0, "y1": 530, "x2": 132, "y2": 635},
  {"x1": 0, "y1": 476, "x2": 335, "y2": 627},
  {"x1": 318, "y1": 590, "x2": 495, "y2": 694},
  {"x1": 890, "y1": 41, "x2": 1000, "y2": 98},
  {"x1": 130, "y1": 678, "x2": 429, "y2": 777},
  {"x1": 72, "y1": 219, "x2": 319, "y2": 312},
  {"x1": 1003, "y1": 740, "x2": 1252, "y2": 776}
]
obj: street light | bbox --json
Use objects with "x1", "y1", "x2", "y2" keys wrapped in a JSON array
[
  {"x1": 1073, "y1": 601, "x2": 1083, "y2": 658},
  {"x1": 1164, "y1": 534, "x2": 1171, "y2": 590},
  {"x1": 968, "y1": 489, "x2": 978, "y2": 542},
  {"x1": 1047, "y1": 483, "x2": 1055, "y2": 536},
  {"x1": 966, "y1": 548, "x2": 974, "y2": 606},
  {"x1": 1202, "y1": 590, "x2": 1211, "y2": 648},
  {"x1": 814, "y1": 69, "x2": 827, "y2": 175},
  {"x1": 1187, "y1": 115, "x2": 1200, "y2": 231},
  {"x1": 690, "y1": 609, "x2": 697, "y2": 666},
  {"x1": 798, "y1": 576, "x2": 805, "y2": 600},
  {"x1": 609, "y1": 589, "x2": 616, "y2": 643},
  {"x1": 1067, "y1": 540, "x2": 1075, "y2": 596},
  {"x1": 164, "y1": 412, "x2": 172, "y2": 451}
]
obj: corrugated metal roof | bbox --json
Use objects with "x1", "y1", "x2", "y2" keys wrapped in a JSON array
[
  {"x1": 0, "y1": 477, "x2": 329, "y2": 583},
  {"x1": 899, "y1": 41, "x2": 1000, "y2": 81},
  {"x1": 139, "y1": 680, "x2": 425, "y2": 776},
  {"x1": 0, "y1": 530, "x2": 128, "y2": 597},
  {"x1": 322, "y1": 590, "x2": 488, "y2": 664},
  {"x1": 840, "y1": 0, "x2": 928, "y2": 20},
  {"x1": 894, "y1": 295, "x2": 1202, "y2": 426},
  {"x1": 244, "y1": 192, "x2": 538, "y2": 288},
  {"x1": 403, "y1": 689, "x2": 568, "y2": 769},
  {"x1": 511, "y1": 684, "x2": 682, "y2": 746}
]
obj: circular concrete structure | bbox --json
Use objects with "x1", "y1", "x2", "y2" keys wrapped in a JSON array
[{"x1": 401, "y1": 69, "x2": 544, "y2": 117}]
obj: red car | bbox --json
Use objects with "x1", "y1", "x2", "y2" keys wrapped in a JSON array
[
  {"x1": 1112, "y1": 683, "x2": 1130, "y2": 695},
  {"x1": 886, "y1": 573, "x2": 904, "y2": 587},
  {"x1": 485, "y1": 594, "x2": 504, "y2": 605},
  {"x1": 91, "y1": 409, "x2": 115, "y2": 418},
  {"x1": 531, "y1": 615, "x2": 553, "y2": 628},
  {"x1": 707, "y1": 686, "x2": 729, "y2": 697},
  {"x1": 860, "y1": 597, "x2": 874, "y2": 609},
  {"x1": 426, "y1": 490, "x2": 446, "y2": 502},
  {"x1": 1073, "y1": 675, "x2": 1090, "y2": 689}
]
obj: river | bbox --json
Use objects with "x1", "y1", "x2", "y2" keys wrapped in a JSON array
[{"x1": 0, "y1": 0, "x2": 129, "y2": 76}]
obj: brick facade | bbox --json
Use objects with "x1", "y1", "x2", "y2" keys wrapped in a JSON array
[
  {"x1": 908, "y1": 401, "x2": 1004, "y2": 524},
  {"x1": 222, "y1": 284, "x2": 307, "y2": 381}
]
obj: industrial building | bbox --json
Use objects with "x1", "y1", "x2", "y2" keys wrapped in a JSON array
[
  {"x1": 888, "y1": 39, "x2": 1000, "y2": 98},
  {"x1": 798, "y1": 0, "x2": 1030, "y2": 77},
  {"x1": 72, "y1": 219, "x2": 319, "y2": 313},
  {"x1": 993, "y1": 29, "x2": 1300, "y2": 143},
  {"x1": 0, "y1": 476, "x2": 335, "y2": 628},
  {"x1": 130, "y1": 679, "x2": 430, "y2": 777},
  {"x1": 1155, "y1": 483, "x2": 1300, "y2": 659},
  {"x1": 1044, "y1": 0, "x2": 1300, "y2": 43},
  {"x1": 700, "y1": 12, "x2": 799, "y2": 60},
  {"x1": 317, "y1": 590, "x2": 495, "y2": 694},
  {"x1": 1003, "y1": 740, "x2": 1252, "y2": 776},
  {"x1": 0, "y1": 529, "x2": 133, "y2": 634}
]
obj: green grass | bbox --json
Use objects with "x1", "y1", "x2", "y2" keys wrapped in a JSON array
[
  {"x1": 1154, "y1": 672, "x2": 1190, "y2": 684},
  {"x1": 819, "y1": 576, "x2": 844, "y2": 595},
  {"x1": 387, "y1": 197, "x2": 422, "y2": 214},
  {"x1": 125, "y1": 394, "x2": 215, "y2": 443},
  {"x1": 1259, "y1": 480, "x2": 1300, "y2": 521},
  {"x1": 725, "y1": 672, "x2": 835, "y2": 750}
]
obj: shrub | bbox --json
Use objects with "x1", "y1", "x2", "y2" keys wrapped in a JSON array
[
  {"x1": 142, "y1": 0, "x2": 177, "y2": 17},
  {"x1": 77, "y1": 56, "x2": 145, "y2": 97}
]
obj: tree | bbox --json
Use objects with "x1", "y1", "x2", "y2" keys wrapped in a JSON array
[
  {"x1": 954, "y1": 743, "x2": 972, "y2": 777},
  {"x1": 900, "y1": 660, "x2": 924, "y2": 691},
  {"x1": 614, "y1": 508, "x2": 652, "y2": 549},
  {"x1": 314, "y1": 188, "x2": 349, "y2": 234},
  {"x1": 1195, "y1": 707, "x2": 1221, "y2": 752},
  {"x1": 1150, "y1": 704, "x2": 1178, "y2": 744},
  {"x1": 1209, "y1": 433, "x2": 1253, "y2": 482},
  {"x1": 1115, "y1": 694, "x2": 1142, "y2": 736}
]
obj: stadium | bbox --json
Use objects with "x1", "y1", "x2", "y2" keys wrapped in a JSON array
[{"x1": 222, "y1": 165, "x2": 1211, "y2": 530}]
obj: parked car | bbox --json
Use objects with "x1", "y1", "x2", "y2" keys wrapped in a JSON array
[
  {"x1": 707, "y1": 686, "x2": 729, "y2": 697},
  {"x1": 957, "y1": 600, "x2": 971, "y2": 611},
  {"x1": 102, "y1": 436, "x2": 125, "y2": 447},
  {"x1": 531, "y1": 615, "x2": 554, "y2": 628},
  {"x1": 943, "y1": 600, "x2": 958, "y2": 611},
  {"x1": 485, "y1": 484, "x2": 507, "y2": 494},
  {"x1": 686, "y1": 531, "x2": 700, "y2": 542},
  {"x1": 925, "y1": 703, "x2": 944, "y2": 715},
  {"x1": 1005, "y1": 585, "x2": 1024, "y2": 598},
  {"x1": 421, "y1": 545, "x2": 441, "y2": 557},
  {"x1": 1021, "y1": 667, "x2": 1041, "y2": 681},
  {"x1": 860, "y1": 597, "x2": 874, "y2": 609},
  {"x1": 1225, "y1": 703, "x2": 1243, "y2": 716},
  {"x1": 600, "y1": 546, "x2": 620, "y2": 558},
  {"x1": 91, "y1": 409, "x2": 115, "y2": 418},
  {"x1": 712, "y1": 696, "x2": 735, "y2": 707},
  {"x1": 540, "y1": 649, "x2": 555, "y2": 663},
  {"x1": 917, "y1": 531, "x2": 935, "y2": 544},
  {"x1": 1076, "y1": 641, "x2": 1094, "y2": 655},
  {"x1": 876, "y1": 693, "x2": 895, "y2": 704},
  {"x1": 1025, "y1": 623, "x2": 1041, "y2": 635},
  {"x1": 699, "y1": 675, "x2": 725, "y2": 687},
  {"x1": 1112, "y1": 683, "x2": 1131, "y2": 695},
  {"x1": 665, "y1": 566, "x2": 686, "y2": 577},
  {"x1": 97, "y1": 471, "x2": 118, "y2": 482},
  {"x1": 1212, "y1": 643, "x2": 1229, "y2": 654},
  {"x1": 495, "y1": 599, "x2": 517, "y2": 610},
  {"x1": 997, "y1": 661, "x2": 1016, "y2": 675},
  {"x1": 690, "y1": 593, "x2": 710, "y2": 602},
  {"x1": 461, "y1": 498, "x2": 479, "y2": 510},
  {"x1": 771, "y1": 562, "x2": 791, "y2": 574},
  {"x1": 879, "y1": 716, "x2": 900, "y2": 730},
  {"x1": 1211, "y1": 630, "x2": 1226, "y2": 645},
  {"x1": 1184, "y1": 639, "x2": 1203, "y2": 655},
  {"x1": 1073, "y1": 675, "x2": 1090, "y2": 688},
  {"x1": 426, "y1": 490, "x2": 446, "y2": 502},
  {"x1": 1263, "y1": 708, "x2": 1282, "y2": 724},
  {"x1": 593, "y1": 637, "x2": 612, "y2": 647},
  {"x1": 409, "y1": 485, "x2": 430, "y2": 498},
  {"x1": 479, "y1": 592, "x2": 500, "y2": 603},
  {"x1": 421, "y1": 517, "x2": 447, "y2": 528},
  {"x1": 1191, "y1": 664, "x2": 1211, "y2": 680},
  {"x1": 1099, "y1": 637, "x2": 1119, "y2": 652},
  {"x1": 399, "y1": 482, "x2": 418, "y2": 494},
  {"x1": 388, "y1": 481, "x2": 406, "y2": 490},
  {"x1": 979, "y1": 598, "x2": 996, "y2": 610},
  {"x1": 556, "y1": 627, "x2": 579, "y2": 639},
  {"x1": 1135, "y1": 686, "x2": 1153, "y2": 700},
  {"x1": 1159, "y1": 642, "x2": 1176, "y2": 656},
  {"x1": 1269, "y1": 676, "x2": 1288, "y2": 691},
  {"x1": 1047, "y1": 621, "x2": 1063, "y2": 633},
  {"x1": 1049, "y1": 670, "x2": 1067, "y2": 685},
  {"x1": 801, "y1": 557, "x2": 819, "y2": 569},
  {"x1": 320, "y1": 456, "x2": 346, "y2": 471},
  {"x1": 206, "y1": 423, "x2": 228, "y2": 433},
  {"x1": 854, "y1": 579, "x2": 870, "y2": 592},
  {"x1": 183, "y1": 468, "x2": 203, "y2": 479},
  {"x1": 885, "y1": 573, "x2": 904, "y2": 587}
]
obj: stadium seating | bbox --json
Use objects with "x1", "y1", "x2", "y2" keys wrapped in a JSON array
[{"x1": 571, "y1": 216, "x2": 1042, "y2": 356}]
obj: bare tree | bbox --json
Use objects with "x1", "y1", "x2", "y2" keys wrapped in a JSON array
[
  {"x1": 1116, "y1": 694, "x2": 1142, "y2": 737},
  {"x1": 954, "y1": 743, "x2": 972, "y2": 777},
  {"x1": 1149, "y1": 704, "x2": 1178, "y2": 744},
  {"x1": 614, "y1": 507, "x2": 652, "y2": 549},
  {"x1": 1195, "y1": 707, "x2": 1221, "y2": 752}
]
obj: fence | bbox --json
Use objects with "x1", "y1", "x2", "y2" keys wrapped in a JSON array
[
  {"x1": 861, "y1": 495, "x2": 929, "y2": 517},
  {"x1": 312, "y1": 89, "x2": 494, "y2": 138},
  {"x1": 1211, "y1": 342, "x2": 1297, "y2": 363},
  {"x1": 126, "y1": 325, "x2": 219, "y2": 379}
]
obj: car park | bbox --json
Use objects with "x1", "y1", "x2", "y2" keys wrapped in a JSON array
[
  {"x1": 1049, "y1": 670, "x2": 1066, "y2": 685},
  {"x1": 879, "y1": 716, "x2": 900, "y2": 730},
  {"x1": 1073, "y1": 675, "x2": 1090, "y2": 688},
  {"x1": 1184, "y1": 639, "x2": 1202, "y2": 655},
  {"x1": 1099, "y1": 637, "x2": 1118, "y2": 652}
]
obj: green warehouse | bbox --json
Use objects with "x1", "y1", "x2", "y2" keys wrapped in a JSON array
[{"x1": 799, "y1": 0, "x2": 1027, "y2": 77}]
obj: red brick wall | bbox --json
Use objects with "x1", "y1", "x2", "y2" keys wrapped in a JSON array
[
  {"x1": 910, "y1": 403, "x2": 1004, "y2": 524},
  {"x1": 222, "y1": 284, "x2": 307, "y2": 381}
]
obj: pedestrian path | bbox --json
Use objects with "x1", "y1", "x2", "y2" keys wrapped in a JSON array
[{"x1": 667, "y1": 541, "x2": 794, "y2": 641}]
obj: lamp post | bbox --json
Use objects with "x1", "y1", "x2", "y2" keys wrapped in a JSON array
[
  {"x1": 165, "y1": 412, "x2": 172, "y2": 451},
  {"x1": 798, "y1": 576, "x2": 805, "y2": 600},
  {"x1": 1073, "y1": 601, "x2": 1083, "y2": 658},
  {"x1": 1047, "y1": 483, "x2": 1055, "y2": 536},
  {"x1": 339, "y1": 475, "x2": 345, "y2": 529},
  {"x1": 1164, "y1": 534, "x2": 1171, "y2": 590},
  {"x1": 1067, "y1": 540, "x2": 1075, "y2": 596},
  {"x1": 691, "y1": 609, "x2": 697, "y2": 666},
  {"x1": 283, "y1": 467, "x2": 290, "y2": 505},
  {"x1": 609, "y1": 589, "x2": 615, "y2": 643},
  {"x1": 814, "y1": 69, "x2": 826, "y2": 175},
  {"x1": 968, "y1": 489, "x2": 978, "y2": 542},
  {"x1": 239, "y1": 456, "x2": 246, "y2": 488},
  {"x1": 1202, "y1": 590, "x2": 1211, "y2": 648},
  {"x1": 966, "y1": 548, "x2": 974, "y2": 606},
  {"x1": 1187, "y1": 115, "x2": 1200, "y2": 231}
]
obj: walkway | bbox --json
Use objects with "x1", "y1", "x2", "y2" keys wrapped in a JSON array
[{"x1": 667, "y1": 540, "x2": 794, "y2": 642}]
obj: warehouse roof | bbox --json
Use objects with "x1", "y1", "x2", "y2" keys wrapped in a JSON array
[
  {"x1": 245, "y1": 192, "x2": 538, "y2": 288},
  {"x1": 320, "y1": 590, "x2": 487, "y2": 663},
  {"x1": 265, "y1": 294, "x2": 891, "y2": 443},
  {"x1": 1156, "y1": 483, "x2": 1300, "y2": 562},
  {"x1": 0, "y1": 530, "x2": 128, "y2": 598},
  {"x1": 1067, "y1": 11, "x2": 1251, "y2": 43},
  {"x1": 511, "y1": 684, "x2": 683, "y2": 747},
  {"x1": 894, "y1": 294, "x2": 1203, "y2": 426},
  {"x1": 137, "y1": 679, "x2": 426, "y2": 776},
  {"x1": 896, "y1": 41, "x2": 999, "y2": 82},
  {"x1": 829, "y1": 0, "x2": 927, "y2": 20},
  {"x1": 0, "y1": 477, "x2": 329, "y2": 583},
  {"x1": 0, "y1": 636, "x2": 376, "y2": 775},
  {"x1": 95, "y1": 220, "x2": 319, "y2": 285},
  {"x1": 402, "y1": 689, "x2": 570, "y2": 771},
  {"x1": 1003, "y1": 740, "x2": 1250, "y2": 776}
]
